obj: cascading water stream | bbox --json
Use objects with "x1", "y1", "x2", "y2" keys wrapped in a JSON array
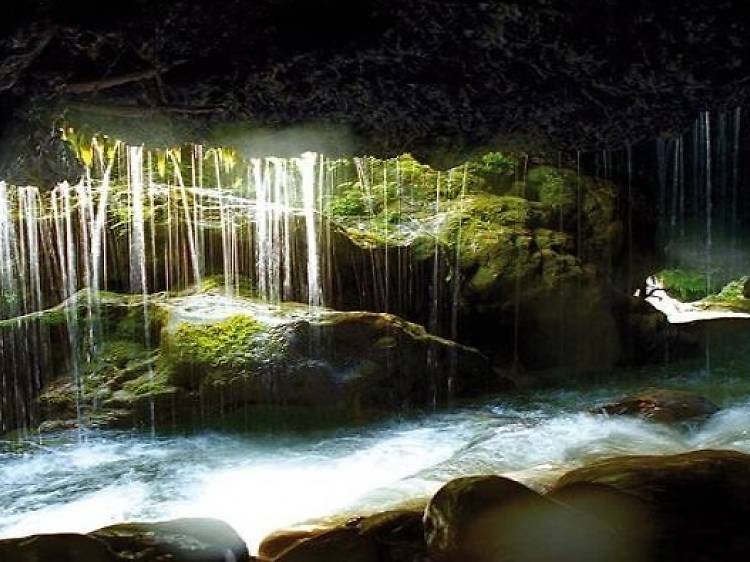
[{"x1": 0, "y1": 142, "x2": 342, "y2": 432}]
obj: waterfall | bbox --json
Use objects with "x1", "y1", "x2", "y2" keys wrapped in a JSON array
[
  {"x1": 0, "y1": 182, "x2": 18, "y2": 320},
  {"x1": 0, "y1": 137, "x2": 339, "y2": 432},
  {"x1": 704, "y1": 112, "x2": 713, "y2": 294},
  {"x1": 299, "y1": 152, "x2": 321, "y2": 307}
]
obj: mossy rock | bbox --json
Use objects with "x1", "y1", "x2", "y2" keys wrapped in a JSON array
[
  {"x1": 701, "y1": 276, "x2": 750, "y2": 313},
  {"x1": 163, "y1": 314, "x2": 268, "y2": 388},
  {"x1": 31, "y1": 292, "x2": 510, "y2": 431}
]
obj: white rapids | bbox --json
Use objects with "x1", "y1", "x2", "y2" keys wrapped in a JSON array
[{"x1": 2, "y1": 369, "x2": 750, "y2": 554}]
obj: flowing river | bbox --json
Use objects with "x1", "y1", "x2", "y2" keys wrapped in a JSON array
[{"x1": 2, "y1": 362, "x2": 750, "y2": 553}]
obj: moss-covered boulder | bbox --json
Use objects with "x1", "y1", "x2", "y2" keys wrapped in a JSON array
[
  {"x1": 31, "y1": 291, "x2": 507, "y2": 431},
  {"x1": 156, "y1": 294, "x2": 506, "y2": 423},
  {"x1": 700, "y1": 276, "x2": 750, "y2": 313},
  {"x1": 328, "y1": 163, "x2": 663, "y2": 374}
]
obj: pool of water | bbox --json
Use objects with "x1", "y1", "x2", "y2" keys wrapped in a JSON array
[{"x1": 2, "y1": 362, "x2": 750, "y2": 553}]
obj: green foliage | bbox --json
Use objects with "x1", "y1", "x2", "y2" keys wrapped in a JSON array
[
  {"x1": 703, "y1": 277, "x2": 750, "y2": 312},
  {"x1": 659, "y1": 269, "x2": 709, "y2": 302},
  {"x1": 466, "y1": 152, "x2": 516, "y2": 190},
  {"x1": 528, "y1": 167, "x2": 575, "y2": 210},
  {"x1": 328, "y1": 182, "x2": 368, "y2": 217}
]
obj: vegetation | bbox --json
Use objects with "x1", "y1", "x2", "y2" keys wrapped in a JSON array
[
  {"x1": 658, "y1": 269, "x2": 710, "y2": 302},
  {"x1": 166, "y1": 315, "x2": 264, "y2": 373},
  {"x1": 702, "y1": 277, "x2": 750, "y2": 312}
]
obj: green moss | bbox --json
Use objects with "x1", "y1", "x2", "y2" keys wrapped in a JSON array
[
  {"x1": 659, "y1": 269, "x2": 710, "y2": 302},
  {"x1": 328, "y1": 182, "x2": 368, "y2": 217},
  {"x1": 410, "y1": 234, "x2": 438, "y2": 262},
  {"x1": 166, "y1": 315, "x2": 265, "y2": 376},
  {"x1": 121, "y1": 366, "x2": 174, "y2": 397},
  {"x1": 194, "y1": 274, "x2": 255, "y2": 297},
  {"x1": 528, "y1": 166, "x2": 575, "y2": 210},
  {"x1": 702, "y1": 277, "x2": 750, "y2": 312},
  {"x1": 534, "y1": 228, "x2": 569, "y2": 253}
]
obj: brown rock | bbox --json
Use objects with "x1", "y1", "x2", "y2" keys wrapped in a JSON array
[
  {"x1": 553, "y1": 449, "x2": 750, "y2": 561},
  {"x1": 424, "y1": 475, "x2": 627, "y2": 562},
  {"x1": 591, "y1": 388, "x2": 719, "y2": 423},
  {"x1": 358, "y1": 510, "x2": 426, "y2": 561},
  {"x1": 273, "y1": 527, "x2": 378, "y2": 562},
  {"x1": 258, "y1": 529, "x2": 323, "y2": 560}
]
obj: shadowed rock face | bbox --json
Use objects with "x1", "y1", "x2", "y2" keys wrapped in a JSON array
[{"x1": 2, "y1": 1, "x2": 749, "y2": 172}]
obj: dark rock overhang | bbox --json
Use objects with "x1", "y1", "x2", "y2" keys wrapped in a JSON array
[{"x1": 2, "y1": 0, "x2": 749, "y2": 173}]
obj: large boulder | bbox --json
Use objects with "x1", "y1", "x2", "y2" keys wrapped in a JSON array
[
  {"x1": 0, "y1": 533, "x2": 117, "y2": 562},
  {"x1": 423, "y1": 475, "x2": 627, "y2": 562},
  {"x1": 90, "y1": 518, "x2": 250, "y2": 562},
  {"x1": 591, "y1": 389, "x2": 719, "y2": 423},
  {"x1": 552, "y1": 449, "x2": 750, "y2": 561},
  {"x1": 258, "y1": 529, "x2": 322, "y2": 560},
  {"x1": 158, "y1": 294, "x2": 505, "y2": 418},
  {"x1": 0, "y1": 518, "x2": 250, "y2": 562},
  {"x1": 261, "y1": 510, "x2": 425, "y2": 562},
  {"x1": 272, "y1": 528, "x2": 378, "y2": 562},
  {"x1": 328, "y1": 162, "x2": 663, "y2": 375},
  {"x1": 31, "y1": 291, "x2": 508, "y2": 431}
]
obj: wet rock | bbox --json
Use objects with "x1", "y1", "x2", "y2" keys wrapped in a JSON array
[
  {"x1": 258, "y1": 529, "x2": 323, "y2": 560},
  {"x1": 30, "y1": 290, "x2": 509, "y2": 431},
  {"x1": 616, "y1": 295, "x2": 699, "y2": 365},
  {"x1": 547, "y1": 482, "x2": 654, "y2": 558},
  {"x1": 423, "y1": 475, "x2": 626, "y2": 562},
  {"x1": 357, "y1": 510, "x2": 426, "y2": 561},
  {"x1": 0, "y1": 533, "x2": 117, "y2": 562},
  {"x1": 90, "y1": 518, "x2": 250, "y2": 562},
  {"x1": 272, "y1": 527, "x2": 378, "y2": 562},
  {"x1": 591, "y1": 389, "x2": 719, "y2": 423},
  {"x1": 553, "y1": 449, "x2": 750, "y2": 561},
  {"x1": 261, "y1": 511, "x2": 425, "y2": 562}
]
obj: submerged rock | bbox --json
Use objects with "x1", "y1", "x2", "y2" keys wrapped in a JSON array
[
  {"x1": 591, "y1": 389, "x2": 719, "y2": 423},
  {"x1": 553, "y1": 449, "x2": 750, "y2": 561}
]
